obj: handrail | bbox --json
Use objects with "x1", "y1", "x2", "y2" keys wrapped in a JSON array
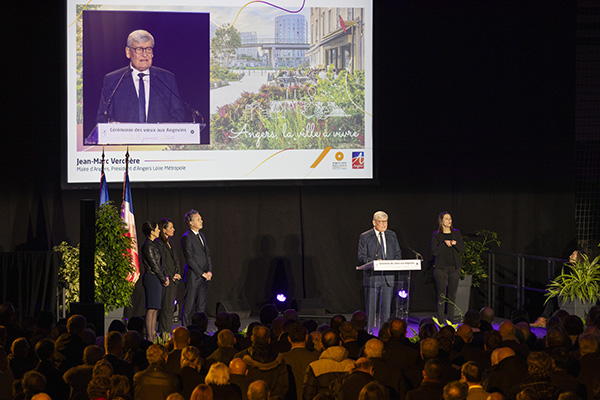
[{"x1": 487, "y1": 251, "x2": 568, "y2": 312}]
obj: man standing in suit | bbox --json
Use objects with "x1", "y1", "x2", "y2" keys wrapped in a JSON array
[
  {"x1": 96, "y1": 29, "x2": 184, "y2": 124},
  {"x1": 358, "y1": 211, "x2": 402, "y2": 330},
  {"x1": 181, "y1": 209, "x2": 212, "y2": 327}
]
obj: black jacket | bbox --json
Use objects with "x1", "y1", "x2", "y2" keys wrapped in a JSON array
[{"x1": 142, "y1": 238, "x2": 167, "y2": 284}]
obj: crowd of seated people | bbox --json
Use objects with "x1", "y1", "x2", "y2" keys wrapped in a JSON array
[{"x1": 1, "y1": 301, "x2": 600, "y2": 400}]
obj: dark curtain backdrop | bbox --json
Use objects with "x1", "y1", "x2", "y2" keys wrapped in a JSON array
[
  {"x1": 0, "y1": 1, "x2": 576, "y2": 318},
  {"x1": 0, "y1": 252, "x2": 60, "y2": 318}
]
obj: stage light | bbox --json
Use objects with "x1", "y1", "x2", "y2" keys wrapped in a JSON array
[
  {"x1": 398, "y1": 289, "x2": 408, "y2": 299},
  {"x1": 276, "y1": 293, "x2": 287, "y2": 302}
]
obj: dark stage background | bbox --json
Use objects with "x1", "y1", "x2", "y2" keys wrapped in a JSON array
[{"x1": 0, "y1": 1, "x2": 576, "y2": 318}]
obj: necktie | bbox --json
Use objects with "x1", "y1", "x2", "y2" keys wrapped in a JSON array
[
  {"x1": 379, "y1": 232, "x2": 386, "y2": 259},
  {"x1": 138, "y1": 73, "x2": 146, "y2": 122}
]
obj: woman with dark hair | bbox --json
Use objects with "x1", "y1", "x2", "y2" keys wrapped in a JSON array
[
  {"x1": 431, "y1": 211, "x2": 465, "y2": 324},
  {"x1": 156, "y1": 218, "x2": 182, "y2": 336},
  {"x1": 141, "y1": 221, "x2": 169, "y2": 340}
]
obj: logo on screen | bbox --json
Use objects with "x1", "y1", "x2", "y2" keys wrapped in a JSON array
[{"x1": 352, "y1": 152, "x2": 365, "y2": 169}]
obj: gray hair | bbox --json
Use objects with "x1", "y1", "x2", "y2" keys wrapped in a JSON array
[
  {"x1": 127, "y1": 30, "x2": 155, "y2": 47},
  {"x1": 373, "y1": 211, "x2": 388, "y2": 221}
]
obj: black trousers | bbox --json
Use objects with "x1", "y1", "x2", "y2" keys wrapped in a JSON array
[
  {"x1": 434, "y1": 266, "x2": 460, "y2": 321},
  {"x1": 159, "y1": 281, "x2": 178, "y2": 334},
  {"x1": 182, "y1": 277, "x2": 208, "y2": 327}
]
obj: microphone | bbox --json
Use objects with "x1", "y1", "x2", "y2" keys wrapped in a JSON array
[
  {"x1": 375, "y1": 235, "x2": 381, "y2": 260},
  {"x1": 102, "y1": 68, "x2": 131, "y2": 122},
  {"x1": 406, "y1": 246, "x2": 423, "y2": 260},
  {"x1": 151, "y1": 71, "x2": 204, "y2": 123}
]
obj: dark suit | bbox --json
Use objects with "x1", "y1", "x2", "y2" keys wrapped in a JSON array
[
  {"x1": 358, "y1": 228, "x2": 402, "y2": 328},
  {"x1": 181, "y1": 229, "x2": 212, "y2": 325},
  {"x1": 97, "y1": 65, "x2": 184, "y2": 123}
]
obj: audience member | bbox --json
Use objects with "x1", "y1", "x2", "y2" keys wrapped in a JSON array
[
  {"x1": 382, "y1": 319, "x2": 419, "y2": 381},
  {"x1": 234, "y1": 326, "x2": 288, "y2": 399},
  {"x1": 103, "y1": 331, "x2": 134, "y2": 382},
  {"x1": 21, "y1": 370, "x2": 46, "y2": 399},
  {"x1": 166, "y1": 327, "x2": 190, "y2": 375},
  {"x1": 205, "y1": 329, "x2": 237, "y2": 373},
  {"x1": 55, "y1": 314, "x2": 88, "y2": 373},
  {"x1": 109, "y1": 374, "x2": 131, "y2": 400},
  {"x1": 577, "y1": 333, "x2": 600, "y2": 398},
  {"x1": 87, "y1": 375, "x2": 111, "y2": 400},
  {"x1": 443, "y1": 380, "x2": 468, "y2": 400},
  {"x1": 247, "y1": 380, "x2": 270, "y2": 400},
  {"x1": 358, "y1": 381, "x2": 388, "y2": 400},
  {"x1": 33, "y1": 338, "x2": 69, "y2": 399},
  {"x1": 281, "y1": 322, "x2": 318, "y2": 400},
  {"x1": 303, "y1": 329, "x2": 353, "y2": 400},
  {"x1": 479, "y1": 308, "x2": 494, "y2": 332},
  {"x1": 205, "y1": 362, "x2": 242, "y2": 400},
  {"x1": 460, "y1": 361, "x2": 489, "y2": 400},
  {"x1": 8, "y1": 337, "x2": 36, "y2": 379},
  {"x1": 364, "y1": 337, "x2": 408, "y2": 399},
  {"x1": 406, "y1": 359, "x2": 444, "y2": 400},
  {"x1": 178, "y1": 346, "x2": 205, "y2": 400},
  {"x1": 517, "y1": 351, "x2": 559, "y2": 400},
  {"x1": 132, "y1": 344, "x2": 179, "y2": 400},
  {"x1": 190, "y1": 384, "x2": 213, "y2": 400},
  {"x1": 351, "y1": 311, "x2": 375, "y2": 347},
  {"x1": 483, "y1": 347, "x2": 528, "y2": 397},
  {"x1": 338, "y1": 358, "x2": 376, "y2": 400},
  {"x1": 339, "y1": 322, "x2": 361, "y2": 361},
  {"x1": 229, "y1": 358, "x2": 251, "y2": 400}
]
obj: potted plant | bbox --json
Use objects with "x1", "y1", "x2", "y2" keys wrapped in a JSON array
[
  {"x1": 454, "y1": 230, "x2": 501, "y2": 314},
  {"x1": 54, "y1": 202, "x2": 135, "y2": 315},
  {"x1": 545, "y1": 251, "x2": 600, "y2": 318}
]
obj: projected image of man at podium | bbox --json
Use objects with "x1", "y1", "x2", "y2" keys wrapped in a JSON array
[
  {"x1": 358, "y1": 211, "x2": 403, "y2": 330},
  {"x1": 96, "y1": 29, "x2": 184, "y2": 124}
]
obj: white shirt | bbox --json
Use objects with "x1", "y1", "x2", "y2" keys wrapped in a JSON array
[
  {"x1": 191, "y1": 228, "x2": 205, "y2": 246},
  {"x1": 373, "y1": 228, "x2": 387, "y2": 258},
  {"x1": 130, "y1": 65, "x2": 150, "y2": 120}
]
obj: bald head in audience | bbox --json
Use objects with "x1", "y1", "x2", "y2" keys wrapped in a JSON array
[
  {"x1": 456, "y1": 325, "x2": 473, "y2": 344},
  {"x1": 248, "y1": 379, "x2": 270, "y2": 400},
  {"x1": 31, "y1": 394, "x2": 52, "y2": 400},
  {"x1": 364, "y1": 338, "x2": 384, "y2": 358},
  {"x1": 498, "y1": 321, "x2": 516, "y2": 339},
  {"x1": 497, "y1": 347, "x2": 516, "y2": 364},
  {"x1": 229, "y1": 357, "x2": 248, "y2": 376},
  {"x1": 480, "y1": 307, "x2": 494, "y2": 323},
  {"x1": 172, "y1": 326, "x2": 190, "y2": 349}
]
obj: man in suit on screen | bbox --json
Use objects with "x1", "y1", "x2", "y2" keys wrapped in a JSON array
[
  {"x1": 181, "y1": 209, "x2": 212, "y2": 327},
  {"x1": 96, "y1": 29, "x2": 184, "y2": 124},
  {"x1": 358, "y1": 211, "x2": 402, "y2": 329}
]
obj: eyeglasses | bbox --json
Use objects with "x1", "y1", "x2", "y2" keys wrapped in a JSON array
[{"x1": 129, "y1": 46, "x2": 154, "y2": 55}]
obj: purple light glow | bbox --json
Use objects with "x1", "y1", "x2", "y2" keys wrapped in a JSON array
[
  {"x1": 276, "y1": 294, "x2": 287, "y2": 302},
  {"x1": 398, "y1": 290, "x2": 408, "y2": 299}
]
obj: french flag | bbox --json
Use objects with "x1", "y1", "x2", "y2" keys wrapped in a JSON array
[
  {"x1": 100, "y1": 149, "x2": 109, "y2": 205},
  {"x1": 121, "y1": 157, "x2": 140, "y2": 283}
]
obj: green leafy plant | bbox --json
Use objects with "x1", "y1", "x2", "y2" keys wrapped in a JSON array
[
  {"x1": 54, "y1": 202, "x2": 135, "y2": 313},
  {"x1": 545, "y1": 252, "x2": 600, "y2": 305},
  {"x1": 434, "y1": 293, "x2": 463, "y2": 327},
  {"x1": 154, "y1": 331, "x2": 172, "y2": 346},
  {"x1": 460, "y1": 230, "x2": 500, "y2": 288}
]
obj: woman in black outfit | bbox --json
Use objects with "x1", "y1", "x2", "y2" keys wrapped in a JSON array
[
  {"x1": 431, "y1": 211, "x2": 465, "y2": 323},
  {"x1": 141, "y1": 221, "x2": 169, "y2": 340},
  {"x1": 156, "y1": 217, "x2": 182, "y2": 335}
]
